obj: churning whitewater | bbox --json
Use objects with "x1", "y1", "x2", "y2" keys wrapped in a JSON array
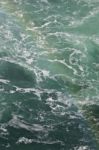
[{"x1": 0, "y1": 0, "x2": 99, "y2": 150}]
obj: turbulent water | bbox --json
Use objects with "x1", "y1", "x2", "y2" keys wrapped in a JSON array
[{"x1": 0, "y1": 0, "x2": 99, "y2": 149}]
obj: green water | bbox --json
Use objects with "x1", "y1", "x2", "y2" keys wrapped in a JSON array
[{"x1": 0, "y1": 0, "x2": 99, "y2": 149}]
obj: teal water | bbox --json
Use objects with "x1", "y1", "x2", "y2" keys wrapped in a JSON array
[{"x1": 0, "y1": 0, "x2": 99, "y2": 149}]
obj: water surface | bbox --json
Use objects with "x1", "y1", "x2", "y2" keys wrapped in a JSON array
[{"x1": 0, "y1": 0, "x2": 99, "y2": 149}]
